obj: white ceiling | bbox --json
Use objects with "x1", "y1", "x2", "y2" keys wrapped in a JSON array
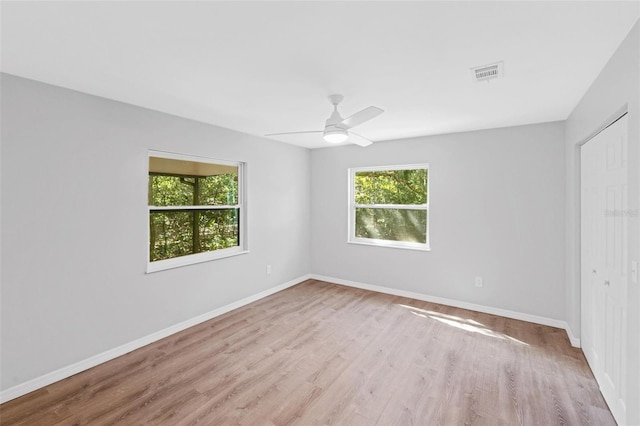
[{"x1": 2, "y1": 1, "x2": 639, "y2": 149}]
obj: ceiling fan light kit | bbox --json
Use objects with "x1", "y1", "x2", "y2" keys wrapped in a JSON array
[
  {"x1": 266, "y1": 94, "x2": 384, "y2": 147},
  {"x1": 323, "y1": 127, "x2": 349, "y2": 144}
]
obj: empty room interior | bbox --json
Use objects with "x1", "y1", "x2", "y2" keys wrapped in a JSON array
[{"x1": 1, "y1": 1, "x2": 639, "y2": 425}]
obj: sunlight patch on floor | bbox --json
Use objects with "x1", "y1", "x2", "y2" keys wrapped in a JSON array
[{"x1": 398, "y1": 304, "x2": 529, "y2": 346}]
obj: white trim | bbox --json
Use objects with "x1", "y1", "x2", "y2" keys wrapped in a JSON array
[
  {"x1": 564, "y1": 324, "x2": 581, "y2": 348},
  {"x1": 576, "y1": 106, "x2": 628, "y2": 147},
  {"x1": 309, "y1": 274, "x2": 581, "y2": 348},
  {"x1": 348, "y1": 238, "x2": 431, "y2": 251},
  {"x1": 0, "y1": 274, "x2": 312, "y2": 404},
  {"x1": 149, "y1": 205, "x2": 239, "y2": 211},
  {"x1": 353, "y1": 203, "x2": 428, "y2": 210},
  {"x1": 349, "y1": 163, "x2": 430, "y2": 173},
  {"x1": 146, "y1": 247, "x2": 248, "y2": 273}
]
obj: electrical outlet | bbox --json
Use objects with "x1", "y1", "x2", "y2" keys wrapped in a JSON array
[
  {"x1": 474, "y1": 276, "x2": 483, "y2": 288},
  {"x1": 266, "y1": 264, "x2": 272, "y2": 275}
]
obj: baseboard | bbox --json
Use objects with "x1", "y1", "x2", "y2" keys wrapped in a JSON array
[
  {"x1": 0, "y1": 274, "x2": 311, "y2": 404},
  {"x1": 564, "y1": 324, "x2": 581, "y2": 348},
  {"x1": 309, "y1": 274, "x2": 581, "y2": 348}
]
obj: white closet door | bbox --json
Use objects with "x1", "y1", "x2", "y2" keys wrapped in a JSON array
[{"x1": 581, "y1": 114, "x2": 628, "y2": 425}]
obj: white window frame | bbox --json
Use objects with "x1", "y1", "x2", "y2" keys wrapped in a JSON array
[
  {"x1": 147, "y1": 150, "x2": 248, "y2": 273},
  {"x1": 348, "y1": 163, "x2": 430, "y2": 251}
]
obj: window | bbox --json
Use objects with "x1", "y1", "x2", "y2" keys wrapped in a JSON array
[
  {"x1": 348, "y1": 164, "x2": 429, "y2": 250},
  {"x1": 147, "y1": 151, "x2": 246, "y2": 272}
]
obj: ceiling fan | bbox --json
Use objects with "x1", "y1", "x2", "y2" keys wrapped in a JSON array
[{"x1": 266, "y1": 94, "x2": 384, "y2": 147}]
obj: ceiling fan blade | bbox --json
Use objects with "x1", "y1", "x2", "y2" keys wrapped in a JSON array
[
  {"x1": 265, "y1": 130, "x2": 323, "y2": 136},
  {"x1": 340, "y1": 106, "x2": 384, "y2": 129},
  {"x1": 348, "y1": 132, "x2": 373, "y2": 147},
  {"x1": 264, "y1": 130, "x2": 327, "y2": 148}
]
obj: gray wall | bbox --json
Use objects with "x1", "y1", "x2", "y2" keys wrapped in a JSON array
[
  {"x1": 565, "y1": 21, "x2": 639, "y2": 425},
  {"x1": 0, "y1": 74, "x2": 311, "y2": 390},
  {"x1": 310, "y1": 122, "x2": 566, "y2": 321}
]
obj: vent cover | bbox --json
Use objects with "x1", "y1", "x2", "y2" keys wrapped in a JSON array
[{"x1": 471, "y1": 61, "x2": 504, "y2": 82}]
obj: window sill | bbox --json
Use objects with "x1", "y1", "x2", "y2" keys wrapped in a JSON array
[
  {"x1": 146, "y1": 248, "x2": 249, "y2": 273},
  {"x1": 348, "y1": 238, "x2": 430, "y2": 252}
]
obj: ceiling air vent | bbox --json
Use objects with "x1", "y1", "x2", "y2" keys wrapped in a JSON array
[{"x1": 470, "y1": 61, "x2": 504, "y2": 82}]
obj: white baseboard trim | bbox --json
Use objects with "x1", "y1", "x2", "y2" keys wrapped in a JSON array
[
  {"x1": 309, "y1": 274, "x2": 581, "y2": 348},
  {"x1": 564, "y1": 324, "x2": 581, "y2": 348},
  {"x1": 0, "y1": 274, "x2": 312, "y2": 404}
]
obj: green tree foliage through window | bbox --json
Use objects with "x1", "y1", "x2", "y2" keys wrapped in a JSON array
[
  {"x1": 352, "y1": 167, "x2": 428, "y2": 246},
  {"x1": 148, "y1": 157, "x2": 240, "y2": 263},
  {"x1": 355, "y1": 169, "x2": 427, "y2": 204}
]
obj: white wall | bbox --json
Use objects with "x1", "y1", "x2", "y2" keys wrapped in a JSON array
[
  {"x1": 0, "y1": 74, "x2": 311, "y2": 392},
  {"x1": 311, "y1": 122, "x2": 566, "y2": 322},
  {"x1": 564, "y1": 20, "x2": 640, "y2": 426}
]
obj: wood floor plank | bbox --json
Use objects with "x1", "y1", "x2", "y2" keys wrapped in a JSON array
[{"x1": 0, "y1": 280, "x2": 616, "y2": 425}]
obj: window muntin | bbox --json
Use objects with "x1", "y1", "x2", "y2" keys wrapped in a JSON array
[
  {"x1": 148, "y1": 151, "x2": 246, "y2": 272},
  {"x1": 349, "y1": 165, "x2": 429, "y2": 250}
]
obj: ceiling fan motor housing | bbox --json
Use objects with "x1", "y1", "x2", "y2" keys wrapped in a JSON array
[
  {"x1": 324, "y1": 95, "x2": 348, "y2": 143},
  {"x1": 325, "y1": 111, "x2": 344, "y2": 127}
]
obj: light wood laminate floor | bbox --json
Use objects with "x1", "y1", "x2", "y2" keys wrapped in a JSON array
[{"x1": 0, "y1": 279, "x2": 614, "y2": 425}]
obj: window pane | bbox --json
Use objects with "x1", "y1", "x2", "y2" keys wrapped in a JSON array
[
  {"x1": 355, "y1": 208, "x2": 427, "y2": 243},
  {"x1": 149, "y1": 211, "x2": 194, "y2": 261},
  {"x1": 150, "y1": 209, "x2": 239, "y2": 262},
  {"x1": 149, "y1": 173, "x2": 238, "y2": 207},
  {"x1": 198, "y1": 209, "x2": 239, "y2": 252},
  {"x1": 149, "y1": 175, "x2": 196, "y2": 206},
  {"x1": 198, "y1": 174, "x2": 238, "y2": 206},
  {"x1": 355, "y1": 169, "x2": 427, "y2": 205}
]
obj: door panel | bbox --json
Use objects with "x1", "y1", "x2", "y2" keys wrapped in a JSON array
[{"x1": 581, "y1": 114, "x2": 628, "y2": 424}]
